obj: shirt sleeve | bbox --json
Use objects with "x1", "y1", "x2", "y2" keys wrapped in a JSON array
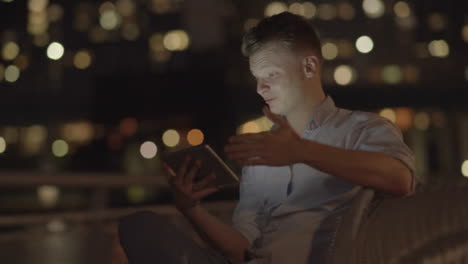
[
  {"x1": 231, "y1": 165, "x2": 263, "y2": 245},
  {"x1": 352, "y1": 115, "x2": 417, "y2": 194}
]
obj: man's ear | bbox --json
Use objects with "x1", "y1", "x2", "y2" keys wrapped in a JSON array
[{"x1": 302, "y1": 56, "x2": 319, "y2": 78}]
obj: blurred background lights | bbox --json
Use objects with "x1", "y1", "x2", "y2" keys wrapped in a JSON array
[
  {"x1": 47, "y1": 4, "x2": 64, "y2": 22},
  {"x1": 46, "y1": 42, "x2": 64, "y2": 60},
  {"x1": 382, "y1": 65, "x2": 403, "y2": 84},
  {"x1": 62, "y1": 121, "x2": 94, "y2": 143},
  {"x1": 322, "y1": 42, "x2": 338, "y2": 60},
  {"x1": 23, "y1": 125, "x2": 47, "y2": 155},
  {"x1": 2, "y1": 42, "x2": 20, "y2": 61},
  {"x1": 73, "y1": 50, "x2": 92, "y2": 69},
  {"x1": 162, "y1": 129, "x2": 180, "y2": 147},
  {"x1": 46, "y1": 219, "x2": 66, "y2": 233},
  {"x1": 355, "y1": 36, "x2": 374, "y2": 54},
  {"x1": 127, "y1": 185, "x2": 146, "y2": 203},
  {"x1": 163, "y1": 30, "x2": 190, "y2": 51},
  {"x1": 379, "y1": 108, "x2": 396, "y2": 123},
  {"x1": 427, "y1": 13, "x2": 447, "y2": 32},
  {"x1": 28, "y1": 0, "x2": 48, "y2": 12},
  {"x1": 52, "y1": 139, "x2": 69, "y2": 157},
  {"x1": 149, "y1": 33, "x2": 165, "y2": 52},
  {"x1": 362, "y1": 0, "x2": 385, "y2": 19},
  {"x1": 462, "y1": 161, "x2": 468, "y2": 177},
  {"x1": 428, "y1": 40, "x2": 450, "y2": 58},
  {"x1": 122, "y1": 23, "x2": 140, "y2": 40},
  {"x1": 119, "y1": 117, "x2": 138, "y2": 137},
  {"x1": 317, "y1": 4, "x2": 337, "y2": 21},
  {"x1": 0, "y1": 137, "x2": 6, "y2": 154},
  {"x1": 414, "y1": 112, "x2": 430, "y2": 130},
  {"x1": 187, "y1": 129, "x2": 204, "y2": 146},
  {"x1": 99, "y1": 1, "x2": 116, "y2": 14},
  {"x1": 100, "y1": 10, "x2": 121, "y2": 30},
  {"x1": 334, "y1": 65, "x2": 356, "y2": 86},
  {"x1": 116, "y1": 0, "x2": 135, "y2": 17},
  {"x1": 37, "y1": 185, "x2": 60, "y2": 208},
  {"x1": 462, "y1": 25, "x2": 468, "y2": 43},
  {"x1": 395, "y1": 107, "x2": 413, "y2": 131},
  {"x1": 4, "y1": 65, "x2": 20, "y2": 82},
  {"x1": 394, "y1": 1, "x2": 411, "y2": 18},
  {"x1": 337, "y1": 2, "x2": 355, "y2": 21},
  {"x1": 289, "y1": 3, "x2": 304, "y2": 17},
  {"x1": 302, "y1": 2, "x2": 316, "y2": 19},
  {"x1": 15, "y1": 55, "x2": 29, "y2": 71},
  {"x1": 140, "y1": 141, "x2": 158, "y2": 159},
  {"x1": 264, "y1": 2, "x2": 287, "y2": 17}
]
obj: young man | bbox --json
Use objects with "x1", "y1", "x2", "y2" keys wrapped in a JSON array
[{"x1": 118, "y1": 12, "x2": 415, "y2": 264}]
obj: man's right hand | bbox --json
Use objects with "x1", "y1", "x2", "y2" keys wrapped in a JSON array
[{"x1": 162, "y1": 156, "x2": 220, "y2": 212}]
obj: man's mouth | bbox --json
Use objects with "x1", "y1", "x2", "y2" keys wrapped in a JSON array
[{"x1": 265, "y1": 98, "x2": 276, "y2": 103}]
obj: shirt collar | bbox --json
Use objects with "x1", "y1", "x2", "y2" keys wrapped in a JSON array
[{"x1": 307, "y1": 96, "x2": 337, "y2": 130}]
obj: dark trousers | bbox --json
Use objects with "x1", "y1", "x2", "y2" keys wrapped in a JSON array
[{"x1": 118, "y1": 210, "x2": 231, "y2": 264}]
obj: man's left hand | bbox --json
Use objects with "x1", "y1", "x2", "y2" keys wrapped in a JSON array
[{"x1": 224, "y1": 106, "x2": 303, "y2": 166}]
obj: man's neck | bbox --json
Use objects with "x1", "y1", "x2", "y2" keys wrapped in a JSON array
[{"x1": 285, "y1": 87, "x2": 326, "y2": 135}]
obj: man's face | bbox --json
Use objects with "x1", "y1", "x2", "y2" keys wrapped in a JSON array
[{"x1": 249, "y1": 42, "x2": 305, "y2": 116}]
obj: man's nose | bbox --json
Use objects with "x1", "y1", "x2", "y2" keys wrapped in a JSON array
[{"x1": 256, "y1": 79, "x2": 269, "y2": 94}]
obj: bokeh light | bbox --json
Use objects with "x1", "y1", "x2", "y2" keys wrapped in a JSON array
[
  {"x1": 4, "y1": 65, "x2": 20, "y2": 82},
  {"x1": 427, "y1": 13, "x2": 447, "y2": 32},
  {"x1": 355, "y1": 36, "x2": 374, "y2": 54},
  {"x1": 162, "y1": 129, "x2": 180, "y2": 147},
  {"x1": 52, "y1": 139, "x2": 69, "y2": 157},
  {"x1": 62, "y1": 121, "x2": 94, "y2": 143},
  {"x1": 140, "y1": 141, "x2": 158, "y2": 159},
  {"x1": 37, "y1": 185, "x2": 60, "y2": 208},
  {"x1": 382, "y1": 65, "x2": 403, "y2": 84},
  {"x1": 163, "y1": 30, "x2": 190, "y2": 51},
  {"x1": 122, "y1": 23, "x2": 140, "y2": 41},
  {"x1": 100, "y1": 9, "x2": 121, "y2": 30},
  {"x1": 119, "y1": 118, "x2": 138, "y2": 137},
  {"x1": 289, "y1": 3, "x2": 304, "y2": 17},
  {"x1": 462, "y1": 25, "x2": 468, "y2": 43},
  {"x1": 414, "y1": 112, "x2": 430, "y2": 130},
  {"x1": 302, "y1": 2, "x2": 317, "y2": 19},
  {"x1": 337, "y1": 2, "x2": 355, "y2": 20},
  {"x1": 116, "y1": 0, "x2": 135, "y2": 17},
  {"x1": 379, "y1": 108, "x2": 396, "y2": 123},
  {"x1": 46, "y1": 42, "x2": 65, "y2": 60},
  {"x1": 73, "y1": 50, "x2": 92, "y2": 69},
  {"x1": 14, "y1": 55, "x2": 29, "y2": 70},
  {"x1": 428, "y1": 40, "x2": 450, "y2": 58},
  {"x1": 28, "y1": 0, "x2": 48, "y2": 12},
  {"x1": 333, "y1": 65, "x2": 356, "y2": 86},
  {"x1": 1, "y1": 42, "x2": 20, "y2": 61},
  {"x1": 317, "y1": 4, "x2": 337, "y2": 21},
  {"x1": 395, "y1": 107, "x2": 413, "y2": 131},
  {"x1": 187, "y1": 129, "x2": 204, "y2": 146},
  {"x1": 0, "y1": 137, "x2": 6, "y2": 154},
  {"x1": 322, "y1": 42, "x2": 338, "y2": 60},
  {"x1": 462, "y1": 161, "x2": 468, "y2": 177},
  {"x1": 264, "y1": 2, "x2": 288, "y2": 17},
  {"x1": 394, "y1": 1, "x2": 411, "y2": 18},
  {"x1": 127, "y1": 185, "x2": 146, "y2": 203},
  {"x1": 23, "y1": 125, "x2": 47, "y2": 155},
  {"x1": 362, "y1": 0, "x2": 385, "y2": 19}
]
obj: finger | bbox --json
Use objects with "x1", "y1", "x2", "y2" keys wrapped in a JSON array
[
  {"x1": 263, "y1": 106, "x2": 287, "y2": 126},
  {"x1": 224, "y1": 142, "x2": 263, "y2": 154},
  {"x1": 176, "y1": 155, "x2": 192, "y2": 182},
  {"x1": 162, "y1": 163, "x2": 177, "y2": 184},
  {"x1": 192, "y1": 187, "x2": 220, "y2": 200},
  {"x1": 228, "y1": 133, "x2": 267, "y2": 144},
  {"x1": 193, "y1": 172, "x2": 216, "y2": 191},
  {"x1": 184, "y1": 159, "x2": 201, "y2": 185}
]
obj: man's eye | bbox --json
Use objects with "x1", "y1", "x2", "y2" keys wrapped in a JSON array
[{"x1": 268, "y1": 72, "x2": 277, "y2": 78}]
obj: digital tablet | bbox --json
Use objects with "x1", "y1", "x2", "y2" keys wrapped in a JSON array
[{"x1": 160, "y1": 144, "x2": 239, "y2": 188}]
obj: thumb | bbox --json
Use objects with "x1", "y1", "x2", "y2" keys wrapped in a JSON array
[{"x1": 263, "y1": 106, "x2": 287, "y2": 126}]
